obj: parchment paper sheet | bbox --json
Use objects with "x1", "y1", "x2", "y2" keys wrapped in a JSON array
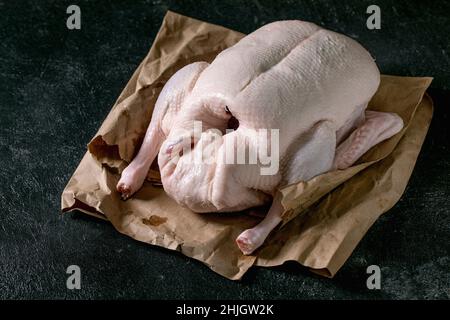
[{"x1": 61, "y1": 11, "x2": 433, "y2": 280}]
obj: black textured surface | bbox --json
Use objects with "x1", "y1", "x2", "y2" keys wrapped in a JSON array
[{"x1": 0, "y1": 0, "x2": 449, "y2": 299}]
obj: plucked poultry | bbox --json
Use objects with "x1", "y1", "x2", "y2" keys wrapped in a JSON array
[{"x1": 116, "y1": 20, "x2": 403, "y2": 255}]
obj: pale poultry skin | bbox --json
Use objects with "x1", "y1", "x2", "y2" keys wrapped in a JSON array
[{"x1": 117, "y1": 21, "x2": 404, "y2": 255}]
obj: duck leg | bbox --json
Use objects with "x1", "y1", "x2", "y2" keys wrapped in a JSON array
[{"x1": 117, "y1": 62, "x2": 208, "y2": 199}]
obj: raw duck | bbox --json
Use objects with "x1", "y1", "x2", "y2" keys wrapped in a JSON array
[{"x1": 116, "y1": 21, "x2": 404, "y2": 255}]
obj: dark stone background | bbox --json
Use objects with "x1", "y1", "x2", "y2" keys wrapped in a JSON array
[{"x1": 0, "y1": 0, "x2": 449, "y2": 299}]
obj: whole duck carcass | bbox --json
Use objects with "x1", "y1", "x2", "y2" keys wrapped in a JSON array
[{"x1": 117, "y1": 21, "x2": 403, "y2": 255}]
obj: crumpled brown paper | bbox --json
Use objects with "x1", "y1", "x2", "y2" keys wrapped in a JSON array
[{"x1": 61, "y1": 11, "x2": 433, "y2": 280}]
